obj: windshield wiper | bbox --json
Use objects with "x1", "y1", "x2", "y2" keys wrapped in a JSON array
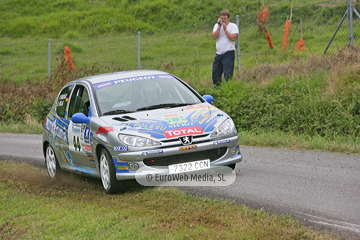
[
  {"x1": 136, "y1": 103, "x2": 193, "y2": 111},
  {"x1": 102, "y1": 109, "x2": 135, "y2": 116}
]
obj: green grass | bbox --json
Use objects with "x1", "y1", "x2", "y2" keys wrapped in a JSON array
[
  {"x1": 0, "y1": 161, "x2": 340, "y2": 240},
  {"x1": 240, "y1": 130, "x2": 360, "y2": 153},
  {"x1": 0, "y1": 0, "x2": 336, "y2": 40}
]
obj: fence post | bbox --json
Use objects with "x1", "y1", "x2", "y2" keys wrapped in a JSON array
[
  {"x1": 48, "y1": 39, "x2": 51, "y2": 80},
  {"x1": 348, "y1": 0, "x2": 354, "y2": 46},
  {"x1": 137, "y1": 31, "x2": 141, "y2": 69},
  {"x1": 236, "y1": 15, "x2": 240, "y2": 74}
]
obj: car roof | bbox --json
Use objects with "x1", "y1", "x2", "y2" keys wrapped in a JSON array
[{"x1": 72, "y1": 70, "x2": 172, "y2": 85}]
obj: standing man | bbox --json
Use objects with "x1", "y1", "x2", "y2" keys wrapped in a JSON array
[{"x1": 211, "y1": 10, "x2": 239, "y2": 86}]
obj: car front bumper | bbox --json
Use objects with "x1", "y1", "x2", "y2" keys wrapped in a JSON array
[{"x1": 112, "y1": 136, "x2": 242, "y2": 180}]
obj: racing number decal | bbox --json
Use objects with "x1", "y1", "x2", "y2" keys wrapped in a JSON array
[{"x1": 69, "y1": 122, "x2": 86, "y2": 153}]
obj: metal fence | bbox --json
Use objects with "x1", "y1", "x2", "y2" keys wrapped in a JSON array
[{"x1": 0, "y1": 0, "x2": 359, "y2": 82}]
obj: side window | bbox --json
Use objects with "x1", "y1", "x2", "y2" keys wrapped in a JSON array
[
  {"x1": 56, "y1": 85, "x2": 74, "y2": 118},
  {"x1": 68, "y1": 85, "x2": 90, "y2": 119}
]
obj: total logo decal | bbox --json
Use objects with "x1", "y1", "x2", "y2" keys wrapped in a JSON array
[{"x1": 164, "y1": 126, "x2": 203, "y2": 139}]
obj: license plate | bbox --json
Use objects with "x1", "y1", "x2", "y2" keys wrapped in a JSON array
[{"x1": 168, "y1": 159, "x2": 210, "y2": 174}]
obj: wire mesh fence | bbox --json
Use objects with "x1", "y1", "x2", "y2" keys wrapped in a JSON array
[{"x1": 0, "y1": 0, "x2": 358, "y2": 82}]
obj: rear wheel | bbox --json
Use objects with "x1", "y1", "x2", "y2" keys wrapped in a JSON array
[
  {"x1": 45, "y1": 144, "x2": 59, "y2": 178},
  {"x1": 99, "y1": 148, "x2": 120, "y2": 194}
]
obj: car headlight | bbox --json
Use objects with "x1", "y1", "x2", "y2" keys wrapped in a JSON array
[
  {"x1": 118, "y1": 134, "x2": 161, "y2": 147},
  {"x1": 210, "y1": 118, "x2": 235, "y2": 138}
]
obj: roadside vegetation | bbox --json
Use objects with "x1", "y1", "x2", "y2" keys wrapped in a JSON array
[
  {"x1": 0, "y1": 161, "x2": 340, "y2": 239},
  {"x1": 1, "y1": 46, "x2": 359, "y2": 153}
]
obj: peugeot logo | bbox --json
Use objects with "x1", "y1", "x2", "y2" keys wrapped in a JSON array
[{"x1": 179, "y1": 136, "x2": 193, "y2": 145}]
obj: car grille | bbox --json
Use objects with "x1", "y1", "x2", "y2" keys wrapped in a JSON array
[{"x1": 143, "y1": 147, "x2": 227, "y2": 167}]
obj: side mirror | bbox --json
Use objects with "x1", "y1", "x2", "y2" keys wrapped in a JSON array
[
  {"x1": 72, "y1": 113, "x2": 90, "y2": 124},
  {"x1": 202, "y1": 95, "x2": 214, "y2": 105}
]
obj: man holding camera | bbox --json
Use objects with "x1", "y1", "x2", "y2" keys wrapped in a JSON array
[{"x1": 211, "y1": 10, "x2": 239, "y2": 86}]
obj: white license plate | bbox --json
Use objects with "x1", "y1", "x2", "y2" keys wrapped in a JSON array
[{"x1": 168, "y1": 159, "x2": 210, "y2": 174}]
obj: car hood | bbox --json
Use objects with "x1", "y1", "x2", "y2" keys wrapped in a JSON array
[{"x1": 98, "y1": 103, "x2": 229, "y2": 140}]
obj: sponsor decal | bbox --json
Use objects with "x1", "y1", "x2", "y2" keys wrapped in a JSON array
[
  {"x1": 44, "y1": 117, "x2": 56, "y2": 136},
  {"x1": 94, "y1": 75, "x2": 174, "y2": 89},
  {"x1": 70, "y1": 165, "x2": 96, "y2": 175},
  {"x1": 142, "y1": 150, "x2": 164, "y2": 155},
  {"x1": 168, "y1": 122, "x2": 194, "y2": 128},
  {"x1": 85, "y1": 144, "x2": 92, "y2": 151},
  {"x1": 84, "y1": 127, "x2": 90, "y2": 144},
  {"x1": 47, "y1": 118, "x2": 68, "y2": 143},
  {"x1": 65, "y1": 150, "x2": 74, "y2": 164},
  {"x1": 179, "y1": 145, "x2": 198, "y2": 151},
  {"x1": 164, "y1": 126, "x2": 203, "y2": 139},
  {"x1": 95, "y1": 133, "x2": 107, "y2": 143},
  {"x1": 71, "y1": 123, "x2": 82, "y2": 134},
  {"x1": 179, "y1": 136, "x2": 193, "y2": 145},
  {"x1": 96, "y1": 82, "x2": 112, "y2": 89},
  {"x1": 95, "y1": 126, "x2": 114, "y2": 134},
  {"x1": 164, "y1": 114, "x2": 187, "y2": 125},
  {"x1": 184, "y1": 105, "x2": 208, "y2": 110},
  {"x1": 119, "y1": 122, "x2": 166, "y2": 131},
  {"x1": 213, "y1": 139, "x2": 231, "y2": 145},
  {"x1": 59, "y1": 94, "x2": 67, "y2": 100},
  {"x1": 114, "y1": 146, "x2": 129, "y2": 152},
  {"x1": 57, "y1": 126, "x2": 66, "y2": 140},
  {"x1": 113, "y1": 76, "x2": 155, "y2": 84},
  {"x1": 158, "y1": 75, "x2": 173, "y2": 79}
]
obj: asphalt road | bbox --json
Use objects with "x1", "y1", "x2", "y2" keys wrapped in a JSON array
[{"x1": 1, "y1": 133, "x2": 359, "y2": 239}]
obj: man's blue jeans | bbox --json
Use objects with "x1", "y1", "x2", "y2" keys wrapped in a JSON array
[{"x1": 212, "y1": 50, "x2": 235, "y2": 86}]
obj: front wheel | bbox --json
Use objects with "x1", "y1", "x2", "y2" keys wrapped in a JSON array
[
  {"x1": 45, "y1": 144, "x2": 59, "y2": 178},
  {"x1": 99, "y1": 148, "x2": 120, "y2": 194},
  {"x1": 227, "y1": 163, "x2": 236, "y2": 170}
]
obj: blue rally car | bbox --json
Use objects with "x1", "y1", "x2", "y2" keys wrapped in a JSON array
[{"x1": 42, "y1": 70, "x2": 242, "y2": 193}]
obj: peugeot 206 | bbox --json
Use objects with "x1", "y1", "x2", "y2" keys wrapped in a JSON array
[{"x1": 42, "y1": 70, "x2": 242, "y2": 193}]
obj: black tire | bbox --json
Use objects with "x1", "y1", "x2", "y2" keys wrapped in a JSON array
[
  {"x1": 227, "y1": 163, "x2": 236, "y2": 170},
  {"x1": 99, "y1": 148, "x2": 120, "y2": 194},
  {"x1": 45, "y1": 144, "x2": 59, "y2": 178}
]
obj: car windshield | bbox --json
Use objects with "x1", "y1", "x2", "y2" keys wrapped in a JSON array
[{"x1": 94, "y1": 76, "x2": 202, "y2": 115}]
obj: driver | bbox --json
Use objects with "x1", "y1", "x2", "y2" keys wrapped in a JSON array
[{"x1": 140, "y1": 81, "x2": 161, "y2": 105}]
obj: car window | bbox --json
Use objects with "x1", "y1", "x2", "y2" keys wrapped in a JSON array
[
  {"x1": 95, "y1": 77, "x2": 202, "y2": 115},
  {"x1": 56, "y1": 85, "x2": 74, "y2": 118},
  {"x1": 68, "y1": 85, "x2": 90, "y2": 118}
]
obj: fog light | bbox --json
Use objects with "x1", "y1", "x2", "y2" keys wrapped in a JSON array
[
  {"x1": 127, "y1": 162, "x2": 139, "y2": 171},
  {"x1": 230, "y1": 146, "x2": 238, "y2": 156}
]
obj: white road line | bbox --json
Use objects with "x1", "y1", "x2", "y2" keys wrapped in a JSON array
[{"x1": 297, "y1": 211, "x2": 360, "y2": 233}]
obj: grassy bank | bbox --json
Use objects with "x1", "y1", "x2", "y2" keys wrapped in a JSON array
[
  {"x1": 0, "y1": 161, "x2": 340, "y2": 240},
  {"x1": 0, "y1": 0, "x2": 334, "y2": 40}
]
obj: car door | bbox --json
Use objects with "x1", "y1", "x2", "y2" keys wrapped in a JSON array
[
  {"x1": 67, "y1": 84, "x2": 96, "y2": 170},
  {"x1": 52, "y1": 84, "x2": 74, "y2": 169}
]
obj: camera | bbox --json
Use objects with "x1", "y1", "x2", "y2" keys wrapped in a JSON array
[{"x1": 218, "y1": 19, "x2": 223, "y2": 25}]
